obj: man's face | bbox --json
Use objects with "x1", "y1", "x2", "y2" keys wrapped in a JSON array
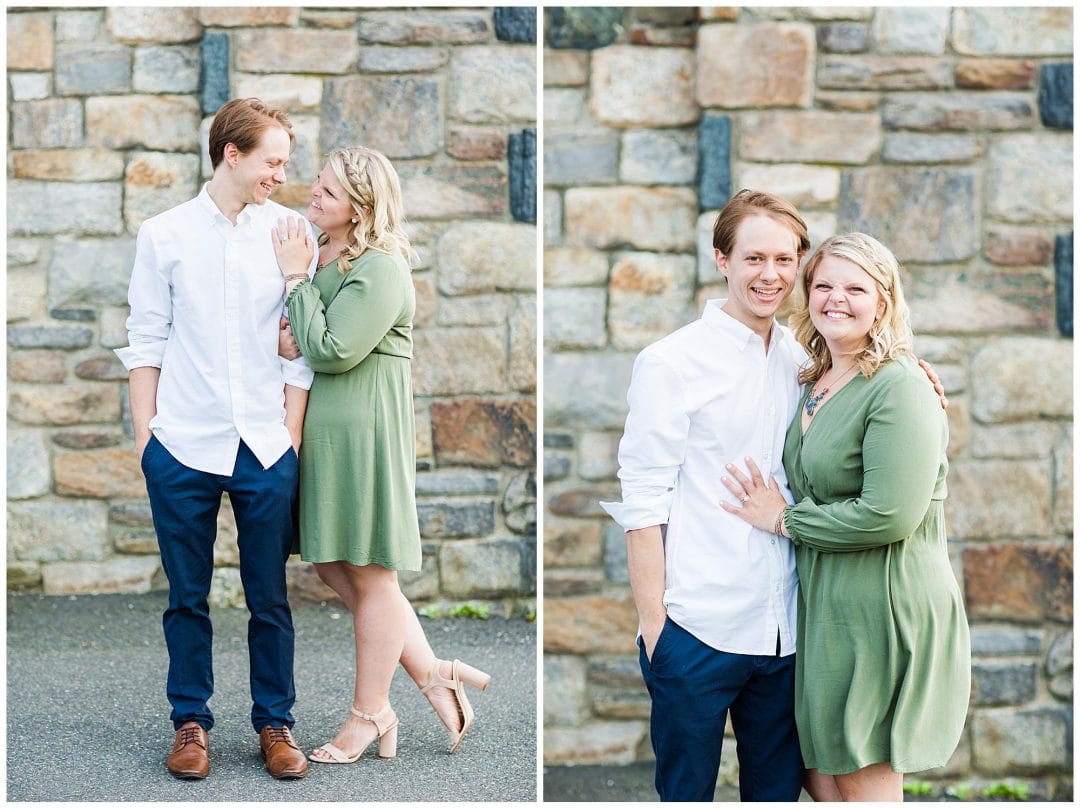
[
  {"x1": 715, "y1": 214, "x2": 801, "y2": 336},
  {"x1": 228, "y1": 125, "x2": 291, "y2": 205}
]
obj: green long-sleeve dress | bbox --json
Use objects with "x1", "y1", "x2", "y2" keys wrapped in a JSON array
[
  {"x1": 285, "y1": 250, "x2": 422, "y2": 571},
  {"x1": 782, "y1": 354, "x2": 970, "y2": 775}
]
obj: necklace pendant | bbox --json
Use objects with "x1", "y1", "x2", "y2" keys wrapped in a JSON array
[{"x1": 805, "y1": 386, "x2": 828, "y2": 417}]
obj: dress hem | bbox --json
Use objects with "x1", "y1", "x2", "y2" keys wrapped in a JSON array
[{"x1": 299, "y1": 553, "x2": 421, "y2": 572}]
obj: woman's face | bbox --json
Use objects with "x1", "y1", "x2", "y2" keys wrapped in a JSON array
[
  {"x1": 808, "y1": 254, "x2": 887, "y2": 353},
  {"x1": 307, "y1": 163, "x2": 354, "y2": 236}
]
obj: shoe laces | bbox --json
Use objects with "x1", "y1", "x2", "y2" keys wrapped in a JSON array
[
  {"x1": 264, "y1": 726, "x2": 293, "y2": 747},
  {"x1": 179, "y1": 726, "x2": 204, "y2": 747}
]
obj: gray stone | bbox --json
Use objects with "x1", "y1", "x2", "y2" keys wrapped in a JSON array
[
  {"x1": 398, "y1": 543, "x2": 440, "y2": 602},
  {"x1": 603, "y1": 523, "x2": 629, "y2": 584},
  {"x1": 99, "y1": 307, "x2": 131, "y2": 349},
  {"x1": 8, "y1": 239, "x2": 42, "y2": 267},
  {"x1": 882, "y1": 92, "x2": 1034, "y2": 131},
  {"x1": 544, "y1": 130, "x2": 617, "y2": 186},
  {"x1": 7, "y1": 325, "x2": 93, "y2": 350},
  {"x1": 1039, "y1": 63, "x2": 1073, "y2": 130},
  {"x1": 621, "y1": 130, "x2": 696, "y2": 185},
  {"x1": 322, "y1": 75, "x2": 442, "y2": 159},
  {"x1": 971, "y1": 661, "x2": 1038, "y2": 706},
  {"x1": 54, "y1": 44, "x2": 131, "y2": 95},
  {"x1": 543, "y1": 87, "x2": 586, "y2": 125},
  {"x1": 503, "y1": 471, "x2": 537, "y2": 535},
  {"x1": 544, "y1": 433, "x2": 575, "y2": 449},
  {"x1": 871, "y1": 8, "x2": 948, "y2": 54},
  {"x1": 415, "y1": 471, "x2": 500, "y2": 496},
  {"x1": 200, "y1": 32, "x2": 229, "y2": 115},
  {"x1": 970, "y1": 626, "x2": 1042, "y2": 656},
  {"x1": 417, "y1": 501, "x2": 495, "y2": 539},
  {"x1": 436, "y1": 222, "x2": 536, "y2": 294},
  {"x1": 439, "y1": 538, "x2": 525, "y2": 597},
  {"x1": 50, "y1": 308, "x2": 95, "y2": 322},
  {"x1": 450, "y1": 47, "x2": 536, "y2": 124},
  {"x1": 971, "y1": 338, "x2": 1072, "y2": 422},
  {"x1": 9, "y1": 72, "x2": 51, "y2": 101},
  {"x1": 8, "y1": 500, "x2": 110, "y2": 562},
  {"x1": 543, "y1": 654, "x2": 589, "y2": 726},
  {"x1": 608, "y1": 252, "x2": 697, "y2": 351},
  {"x1": 494, "y1": 7, "x2": 536, "y2": 43},
  {"x1": 124, "y1": 152, "x2": 201, "y2": 233},
  {"x1": 7, "y1": 269, "x2": 47, "y2": 323},
  {"x1": 509, "y1": 128, "x2": 536, "y2": 224},
  {"x1": 988, "y1": 135, "x2": 1072, "y2": 224},
  {"x1": 1046, "y1": 631, "x2": 1072, "y2": 701},
  {"x1": 839, "y1": 167, "x2": 977, "y2": 262},
  {"x1": 881, "y1": 133, "x2": 983, "y2": 163},
  {"x1": 357, "y1": 46, "x2": 449, "y2": 73},
  {"x1": 818, "y1": 56, "x2": 952, "y2": 91},
  {"x1": 133, "y1": 45, "x2": 199, "y2": 94},
  {"x1": 905, "y1": 266, "x2": 1052, "y2": 334},
  {"x1": 437, "y1": 294, "x2": 513, "y2": 327},
  {"x1": 12, "y1": 99, "x2": 84, "y2": 148},
  {"x1": 544, "y1": 189, "x2": 562, "y2": 246},
  {"x1": 56, "y1": 9, "x2": 105, "y2": 43},
  {"x1": 52, "y1": 431, "x2": 123, "y2": 450},
  {"x1": 740, "y1": 110, "x2": 880, "y2": 164},
  {"x1": 545, "y1": 7, "x2": 623, "y2": 50},
  {"x1": 1056, "y1": 234, "x2": 1073, "y2": 338},
  {"x1": 357, "y1": 10, "x2": 491, "y2": 45},
  {"x1": 508, "y1": 295, "x2": 536, "y2": 393},
  {"x1": 817, "y1": 23, "x2": 868, "y2": 53},
  {"x1": 544, "y1": 721, "x2": 648, "y2": 766},
  {"x1": 952, "y1": 8, "x2": 1073, "y2": 57},
  {"x1": 545, "y1": 351, "x2": 636, "y2": 430},
  {"x1": 564, "y1": 186, "x2": 697, "y2": 252},
  {"x1": 945, "y1": 459, "x2": 1050, "y2": 540},
  {"x1": 109, "y1": 500, "x2": 154, "y2": 527},
  {"x1": 969, "y1": 423, "x2": 1061, "y2": 460},
  {"x1": 412, "y1": 328, "x2": 506, "y2": 395},
  {"x1": 544, "y1": 453, "x2": 571, "y2": 481},
  {"x1": 577, "y1": 431, "x2": 620, "y2": 481},
  {"x1": 971, "y1": 708, "x2": 1072, "y2": 774},
  {"x1": 590, "y1": 46, "x2": 697, "y2": 128},
  {"x1": 544, "y1": 287, "x2": 607, "y2": 350},
  {"x1": 7, "y1": 430, "x2": 51, "y2": 500},
  {"x1": 106, "y1": 7, "x2": 202, "y2": 44},
  {"x1": 47, "y1": 238, "x2": 136, "y2": 309},
  {"x1": 75, "y1": 355, "x2": 129, "y2": 381}
]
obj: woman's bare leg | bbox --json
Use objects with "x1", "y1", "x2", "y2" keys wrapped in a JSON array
[
  {"x1": 804, "y1": 768, "x2": 843, "y2": 801},
  {"x1": 834, "y1": 763, "x2": 903, "y2": 802}
]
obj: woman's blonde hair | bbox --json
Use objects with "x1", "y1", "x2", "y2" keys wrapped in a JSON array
[
  {"x1": 322, "y1": 146, "x2": 417, "y2": 273},
  {"x1": 790, "y1": 232, "x2": 913, "y2": 386}
]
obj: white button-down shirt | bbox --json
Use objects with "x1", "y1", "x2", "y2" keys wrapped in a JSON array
[
  {"x1": 115, "y1": 184, "x2": 316, "y2": 475},
  {"x1": 601, "y1": 300, "x2": 806, "y2": 656}
]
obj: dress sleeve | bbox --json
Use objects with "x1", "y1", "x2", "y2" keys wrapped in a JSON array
[
  {"x1": 786, "y1": 367, "x2": 944, "y2": 553},
  {"x1": 286, "y1": 254, "x2": 406, "y2": 375},
  {"x1": 600, "y1": 350, "x2": 690, "y2": 531}
]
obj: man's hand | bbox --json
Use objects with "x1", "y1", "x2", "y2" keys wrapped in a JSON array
[
  {"x1": 917, "y1": 357, "x2": 949, "y2": 410},
  {"x1": 135, "y1": 430, "x2": 152, "y2": 462},
  {"x1": 279, "y1": 316, "x2": 301, "y2": 360},
  {"x1": 640, "y1": 613, "x2": 668, "y2": 662}
]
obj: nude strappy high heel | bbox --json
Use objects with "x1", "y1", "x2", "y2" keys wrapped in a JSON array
[
  {"x1": 421, "y1": 659, "x2": 491, "y2": 753},
  {"x1": 307, "y1": 703, "x2": 398, "y2": 763}
]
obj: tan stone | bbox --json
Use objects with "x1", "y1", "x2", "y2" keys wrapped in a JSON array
[
  {"x1": 232, "y1": 74, "x2": 323, "y2": 113},
  {"x1": 543, "y1": 653, "x2": 590, "y2": 726},
  {"x1": 430, "y1": 398, "x2": 536, "y2": 467},
  {"x1": 1052, "y1": 426, "x2": 1072, "y2": 536},
  {"x1": 286, "y1": 561, "x2": 342, "y2": 606},
  {"x1": 543, "y1": 720, "x2": 649, "y2": 765},
  {"x1": 8, "y1": 562, "x2": 42, "y2": 590},
  {"x1": 956, "y1": 59, "x2": 1036, "y2": 90},
  {"x1": 54, "y1": 447, "x2": 146, "y2": 498},
  {"x1": 235, "y1": 29, "x2": 358, "y2": 74},
  {"x1": 548, "y1": 485, "x2": 621, "y2": 519},
  {"x1": 544, "y1": 594, "x2": 638, "y2": 653},
  {"x1": 985, "y1": 228, "x2": 1054, "y2": 266},
  {"x1": 564, "y1": 186, "x2": 697, "y2": 252},
  {"x1": 945, "y1": 398, "x2": 971, "y2": 460},
  {"x1": 412, "y1": 273, "x2": 437, "y2": 328},
  {"x1": 952, "y1": 8, "x2": 1073, "y2": 56},
  {"x1": 198, "y1": 8, "x2": 298, "y2": 27},
  {"x1": 413, "y1": 328, "x2": 506, "y2": 395},
  {"x1": 697, "y1": 23, "x2": 814, "y2": 107},
  {"x1": 402, "y1": 165, "x2": 507, "y2": 218},
  {"x1": 106, "y1": 7, "x2": 202, "y2": 44},
  {"x1": 590, "y1": 45, "x2": 697, "y2": 128},
  {"x1": 988, "y1": 135, "x2": 1072, "y2": 224},
  {"x1": 969, "y1": 422, "x2": 1062, "y2": 460},
  {"x1": 42, "y1": 557, "x2": 161, "y2": 595},
  {"x1": 964, "y1": 544, "x2": 1071, "y2": 622},
  {"x1": 9, "y1": 385, "x2": 120, "y2": 425},
  {"x1": 436, "y1": 222, "x2": 536, "y2": 294},
  {"x1": 414, "y1": 401, "x2": 433, "y2": 462},
  {"x1": 544, "y1": 49, "x2": 588, "y2": 86},
  {"x1": 8, "y1": 12, "x2": 54, "y2": 70},
  {"x1": 735, "y1": 163, "x2": 840, "y2": 207},
  {"x1": 700, "y1": 7, "x2": 741, "y2": 22},
  {"x1": 906, "y1": 267, "x2": 1053, "y2": 333},
  {"x1": 509, "y1": 296, "x2": 537, "y2": 393},
  {"x1": 544, "y1": 569, "x2": 606, "y2": 597},
  {"x1": 86, "y1": 95, "x2": 200, "y2": 151},
  {"x1": 946, "y1": 459, "x2": 1051, "y2": 541},
  {"x1": 608, "y1": 252, "x2": 697, "y2": 351},
  {"x1": 12, "y1": 149, "x2": 125, "y2": 181},
  {"x1": 447, "y1": 127, "x2": 507, "y2": 161},
  {"x1": 8, "y1": 351, "x2": 68, "y2": 383},
  {"x1": 544, "y1": 518, "x2": 603, "y2": 567},
  {"x1": 740, "y1": 111, "x2": 880, "y2": 164},
  {"x1": 544, "y1": 247, "x2": 610, "y2": 287},
  {"x1": 124, "y1": 152, "x2": 201, "y2": 232},
  {"x1": 815, "y1": 91, "x2": 881, "y2": 112},
  {"x1": 971, "y1": 338, "x2": 1072, "y2": 423},
  {"x1": 450, "y1": 46, "x2": 536, "y2": 124}
]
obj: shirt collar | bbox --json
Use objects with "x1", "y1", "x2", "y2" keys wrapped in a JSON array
[
  {"x1": 196, "y1": 182, "x2": 258, "y2": 227},
  {"x1": 701, "y1": 298, "x2": 787, "y2": 353}
]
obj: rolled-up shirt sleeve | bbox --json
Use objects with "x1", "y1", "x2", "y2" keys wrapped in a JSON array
[
  {"x1": 115, "y1": 223, "x2": 171, "y2": 371},
  {"x1": 600, "y1": 349, "x2": 690, "y2": 531}
]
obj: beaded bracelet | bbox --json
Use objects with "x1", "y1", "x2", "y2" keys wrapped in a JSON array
[
  {"x1": 284, "y1": 273, "x2": 308, "y2": 283},
  {"x1": 773, "y1": 507, "x2": 787, "y2": 537}
]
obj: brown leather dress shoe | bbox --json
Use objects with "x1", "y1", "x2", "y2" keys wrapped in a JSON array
[
  {"x1": 167, "y1": 722, "x2": 210, "y2": 779},
  {"x1": 260, "y1": 725, "x2": 309, "y2": 779}
]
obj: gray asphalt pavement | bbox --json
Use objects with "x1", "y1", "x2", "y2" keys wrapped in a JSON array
[{"x1": 7, "y1": 592, "x2": 536, "y2": 802}]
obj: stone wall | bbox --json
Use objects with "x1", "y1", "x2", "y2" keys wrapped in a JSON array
[
  {"x1": 543, "y1": 7, "x2": 1072, "y2": 798},
  {"x1": 7, "y1": 6, "x2": 538, "y2": 615}
]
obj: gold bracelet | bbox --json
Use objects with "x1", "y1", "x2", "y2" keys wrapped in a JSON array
[
  {"x1": 774, "y1": 507, "x2": 787, "y2": 537},
  {"x1": 284, "y1": 273, "x2": 308, "y2": 283}
]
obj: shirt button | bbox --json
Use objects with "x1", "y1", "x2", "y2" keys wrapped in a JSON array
[{"x1": 770, "y1": 539, "x2": 776, "y2": 545}]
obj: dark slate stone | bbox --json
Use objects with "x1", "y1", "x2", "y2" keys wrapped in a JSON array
[
  {"x1": 543, "y1": 452, "x2": 571, "y2": 481},
  {"x1": 1039, "y1": 63, "x2": 1073, "y2": 130},
  {"x1": 603, "y1": 523, "x2": 629, "y2": 584},
  {"x1": 49, "y1": 307, "x2": 96, "y2": 321},
  {"x1": 509, "y1": 127, "x2": 536, "y2": 224},
  {"x1": 972, "y1": 661, "x2": 1038, "y2": 706},
  {"x1": 817, "y1": 23, "x2": 869, "y2": 54},
  {"x1": 520, "y1": 535, "x2": 537, "y2": 591},
  {"x1": 121, "y1": 387, "x2": 133, "y2": 439},
  {"x1": 698, "y1": 114, "x2": 732, "y2": 210},
  {"x1": 494, "y1": 7, "x2": 537, "y2": 43},
  {"x1": 200, "y1": 32, "x2": 229, "y2": 116},
  {"x1": 7, "y1": 324, "x2": 92, "y2": 349},
  {"x1": 52, "y1": 431, "x2": 122, "y2": 450},
  {"x1": 416, "y1": 500, "x2": 496, "y2": 539},
  {"x1": 632, "y1": 7, "x2": 697, "y2": 25},
  {"x1": 543, "y1": 432, "x2": 575, "y2": 448},
  {"x1": 1055, "y1": 232, "x2": 1073, "y2": 338},
  {"x1": 545, "y1": 7, "x2": 623, "y2": 50}
]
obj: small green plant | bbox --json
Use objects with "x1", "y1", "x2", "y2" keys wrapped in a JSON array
[
  {"x1": 944, "y1": 782, "x2": 973, "y2": 801},
  {"x1": 524, "y1": 608, "x2": 536, "y2": 623},
  {"x1": 981, "y1": 780, "x2": 1029, "y2": 801},
  {"x1": 447, "y1": 602, "x2": 491, "y2": 619},
  {"x1": 903, "y1": 779, "x2": 934, "y2": 797}
]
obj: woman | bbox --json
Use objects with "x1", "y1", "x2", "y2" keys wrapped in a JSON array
[
  {"x1": 272, "y1": 147, "x2": 489, "y2": 763},
  {"x1": 719, "y1": 233, "x2": 970, "y2": 801}
]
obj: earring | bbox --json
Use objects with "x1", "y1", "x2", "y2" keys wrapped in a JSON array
[{"x1": 351, "y1": 218, "x2": 358, "y2": 223}]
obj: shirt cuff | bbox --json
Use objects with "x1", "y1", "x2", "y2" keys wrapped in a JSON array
[
  {"x1": 114, "y1": 341, "x2": 165, "y2": 371},
  {"x1": 280, "y1": 355, "x2": 314, "y2": 390},
  {"x1": 600, "y1": 493, "x2": 672, "y2": 532}
]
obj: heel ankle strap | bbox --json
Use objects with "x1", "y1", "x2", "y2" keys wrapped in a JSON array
[
  {"x1": 420, "y1": 659, "x2": 454, "y2": 693},
  {"x1": 350, "y1": 704, "x2": 395, "y2": 735}
]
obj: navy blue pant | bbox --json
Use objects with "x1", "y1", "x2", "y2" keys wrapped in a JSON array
[
  {"x1": 142, "y1": 436, "x2": 298, "y2": 733},
  {"x1": 639, "y1": 617, "x2": 803, "y2": 802}
]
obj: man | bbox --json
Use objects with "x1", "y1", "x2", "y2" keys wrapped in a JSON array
[
  {"x1": 116, "y1": 98, "x2": 316, "y2": 781},
  {"x1": 601, "y1": 190, "x2": 810, "y2": 801}
]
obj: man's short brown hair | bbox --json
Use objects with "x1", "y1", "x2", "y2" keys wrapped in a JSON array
[
  {"x1": 207, "y1": 98, "x2": 294, "y2": 170},
  {"x1": 711, "y1": 189, "x2": 811, "y2": 257}
]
